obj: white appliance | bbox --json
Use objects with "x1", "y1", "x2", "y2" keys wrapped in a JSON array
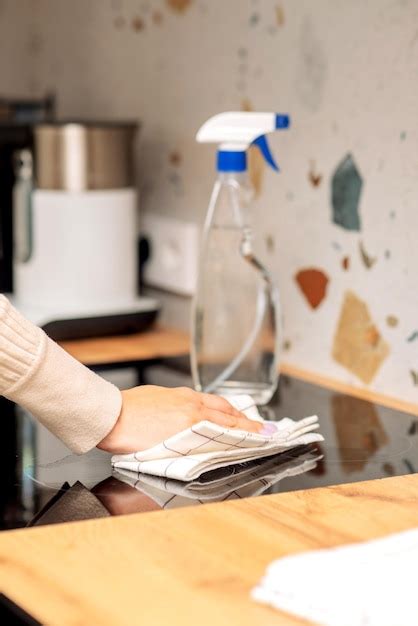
[{"x1": 11, "y1": 121, "x2": 159, "y2": 339}]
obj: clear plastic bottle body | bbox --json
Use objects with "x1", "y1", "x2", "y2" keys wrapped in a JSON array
[{"x1": 191, "y1": 172, "x2": 281, "y2": 405}]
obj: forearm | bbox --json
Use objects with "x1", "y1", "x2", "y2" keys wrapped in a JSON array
[{"x1": 0, "y1": 295, "x2": 122, "y2": 453}]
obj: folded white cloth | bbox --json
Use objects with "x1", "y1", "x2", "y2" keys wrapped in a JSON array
[
  {"x1": 252, "y1": 526, "x2": 418, "y2": 626},
  {"x1": 111, "y1": 395, "x2": 323, "y2": 481},
  {"x1": 114, "y1": 447, "x2": 322, "y2": 508}
]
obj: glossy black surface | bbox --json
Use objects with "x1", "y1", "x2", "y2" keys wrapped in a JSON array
[
  {"x1": 0, "y1": 594, "x2": 42, "y2": 626},
  {"x1": 43, "y1": 307, "x2": 159, "y2": 341},
  {"x1": 1, "y1": 356, "x2": 417, "y2": 529}
]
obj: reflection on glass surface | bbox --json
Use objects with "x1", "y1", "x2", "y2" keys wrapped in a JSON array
[
  {"x1": 112, "y1": 446, "x2": 321, "y2": 510},
  {"x1": 23, "y1": 446, "x2": 321, "y2": 524},
  {"x1": 1, "y1": 358, "x2": 417, "y2": 529},
  {"x1": 331, "y1": 394, "x2": 389, "y2": 473}
]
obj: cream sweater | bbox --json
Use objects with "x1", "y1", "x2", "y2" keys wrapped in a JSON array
[{"x1": 0, "y1": 295, "x2": 122, "y2": 454}]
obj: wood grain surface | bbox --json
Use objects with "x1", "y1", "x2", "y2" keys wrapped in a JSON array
[
  {"x1": 2, "y1": 474, "x2": 418, "y2": 626},
  {"x1": 59, "y1": 325, "x2": 190, "y2": 365}
]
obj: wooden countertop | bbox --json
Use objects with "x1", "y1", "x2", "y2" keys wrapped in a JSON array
[
  {"x1": 59, "y1": 325, "x2": 190, "y2": 365},
  {"x1": 2, "y1": 474, "x2": 418, "y2": 625}
]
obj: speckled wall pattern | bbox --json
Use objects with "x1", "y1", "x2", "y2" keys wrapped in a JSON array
[{"x1": 0, "y1": 0, "x2": 416, "y2": 402}]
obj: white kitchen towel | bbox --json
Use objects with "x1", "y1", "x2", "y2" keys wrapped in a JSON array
[
  {"x1": 111, "y1": 395, "x2": 323, "y2": 481},
  {"x1": 113, "y1": 447, "x2": 322, "y2": 509},
  {"x1": 252, "y1": 526, "x2": 418, "y2": 626}
]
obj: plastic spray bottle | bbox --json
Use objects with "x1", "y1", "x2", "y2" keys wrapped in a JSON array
[{"x1": 190, "y1": 111, "x2": 290, "y2": 405}]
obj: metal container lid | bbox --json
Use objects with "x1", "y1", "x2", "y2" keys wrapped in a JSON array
[{"x1": 33, "y1": 120, "x2": 139, "y2": 191}]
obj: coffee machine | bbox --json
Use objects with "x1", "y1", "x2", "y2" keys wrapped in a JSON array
[
  {"x1": 0, "y1": 106, "x2": 159, "y2": 340},
  {"x1": 12, "y1": 120, "x2": 159, "y2": 339},
  {"x1": 1, "y1": 115, "x2": 159, "y2": 339}
]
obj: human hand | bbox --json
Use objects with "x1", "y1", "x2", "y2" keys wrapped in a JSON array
[{"x1": 97, "y1": 385, "x2": 266, "y2": 454}]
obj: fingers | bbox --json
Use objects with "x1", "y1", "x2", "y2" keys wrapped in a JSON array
[
  {"x1": 199, "y1": 392, "x2": 247, "y2": 420},
  {"x1": 177, "y1": 388, "x2": 261, "y2": 433},
  {"x1": 203, "y1": 408, "x2": 262, "y2": 434}
]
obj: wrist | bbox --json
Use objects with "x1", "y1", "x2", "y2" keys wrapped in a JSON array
[{"x1": 97, "y1": 389, "x2": 128, "y2": 452}]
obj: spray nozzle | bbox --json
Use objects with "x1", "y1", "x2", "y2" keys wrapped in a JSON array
[
  {"x1": 252, "y1": 135, "x2": 279, "y2": 171},
  {"x1": 196, "y1": 111, "x2": 290, "y2": 173},
  {"x1": 251, "y1": 114, "x2": 290, "y2": 171}
]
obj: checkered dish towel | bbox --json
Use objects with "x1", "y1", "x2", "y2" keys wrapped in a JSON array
[
  {"x1": 111, "y1": 395, "x2": 323, "y2": 481},
  {"x1": 113, "y1": 447, "x2": 322, "y2": 508}
]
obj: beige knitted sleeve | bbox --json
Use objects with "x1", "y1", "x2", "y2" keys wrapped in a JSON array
[{"x1": 0, "y1": 295, "x2": 122, "y2": 454}]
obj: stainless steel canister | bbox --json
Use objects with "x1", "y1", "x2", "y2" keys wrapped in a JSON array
[{"x1": 33, "y1": 121, "x2": 138, "y2": 191}]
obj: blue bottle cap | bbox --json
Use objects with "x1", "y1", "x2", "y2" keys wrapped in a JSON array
[{"x1": 217, "y1": 150, "x2": 247, "y2": 172}]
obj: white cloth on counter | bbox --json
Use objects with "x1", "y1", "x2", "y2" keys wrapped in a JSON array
[
  {"x1": 111, "y1": 394, "x2": 323, "y2": 481},
  {"x1": 252, "y1": 526, "x2": 418, "y2": 626},
  {"x1": 114, "y1": 447, "x2": 322, "y2": 508}
]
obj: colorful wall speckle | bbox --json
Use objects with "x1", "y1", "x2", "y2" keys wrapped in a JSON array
[{"x1": 1, "y1": 0, "x2": 417, "y2": 403}]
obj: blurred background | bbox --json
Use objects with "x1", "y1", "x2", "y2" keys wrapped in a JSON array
[{"x1": 0, "y1": 0, "x2": 416, "y2": 403}]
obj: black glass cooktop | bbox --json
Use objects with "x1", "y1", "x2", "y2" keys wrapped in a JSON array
[{"x1": 1, "y1": 356, "x2": 417, "y2": 530}]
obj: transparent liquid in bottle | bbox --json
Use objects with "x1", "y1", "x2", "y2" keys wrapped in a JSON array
[{"x1": 191, "y1": 172, "x2": 281, "y2": 405}]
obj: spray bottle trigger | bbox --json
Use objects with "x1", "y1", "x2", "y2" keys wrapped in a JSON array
[{"x1": 252, "y1": 135, "x2": 279, "y2": 172}]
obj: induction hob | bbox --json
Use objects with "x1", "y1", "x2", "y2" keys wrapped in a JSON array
[{"x1": 1, "y1": 357, "x2": 417, "y2": 530}]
